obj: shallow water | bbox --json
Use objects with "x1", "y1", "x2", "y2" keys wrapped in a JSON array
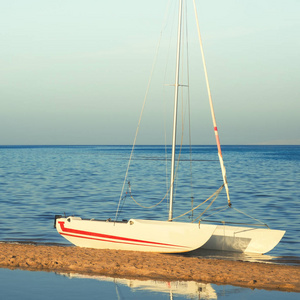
[
  {"x1": 0, "y1": 268, "x2": 299, "y2": 300},
  {"x1": 0, "y1": 145, "x2": 299, "y2": 262}
]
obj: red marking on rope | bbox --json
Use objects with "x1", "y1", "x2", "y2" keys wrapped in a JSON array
[{"x1": 214, "y1": 126, "x2": 218, "y2": 131}]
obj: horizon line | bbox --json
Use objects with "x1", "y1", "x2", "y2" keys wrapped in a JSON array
[{"x1": 0, "y1": 144, "x2": 299, "y2": 147}]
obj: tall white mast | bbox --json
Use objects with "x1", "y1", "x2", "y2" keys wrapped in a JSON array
[{"x1": 169, "y1": 0, "x2": 183, "y2": 221}]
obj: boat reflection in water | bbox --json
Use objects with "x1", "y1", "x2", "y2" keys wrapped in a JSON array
[{"x1": 58, "y1": 272, "x2": 217, "y2": 300}]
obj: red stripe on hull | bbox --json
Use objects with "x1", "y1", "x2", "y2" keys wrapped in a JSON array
[
  {"x1": 58, "y1": 221, "x2": 188, "y2": 249},
  {"x1": 60, "y1": 232, "x2": 184, "y2": 249}
]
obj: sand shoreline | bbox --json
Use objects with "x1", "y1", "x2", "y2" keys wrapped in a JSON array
[{"x1": 0, "y1": 242, "x2": 299, "y2": 292}]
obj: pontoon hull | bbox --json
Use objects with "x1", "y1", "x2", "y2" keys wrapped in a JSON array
[
  {"x1": 201, "y1": 225, "x2": 285, "y2": 254},
  {"x1": 55, "y1": 216, "x2": 217, "y2": 253}
]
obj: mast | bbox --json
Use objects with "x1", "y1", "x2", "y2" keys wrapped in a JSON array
[
  {"x1": 192, "y1": 0, "x2": 231, "y2": 206},
  {"x1": 169, "y1": 0, "x2": 183, "y2": 221}
]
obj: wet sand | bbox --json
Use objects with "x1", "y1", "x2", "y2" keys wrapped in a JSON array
[{"x1": 0, "y1": 243, "x2": 299, "y2": 292}]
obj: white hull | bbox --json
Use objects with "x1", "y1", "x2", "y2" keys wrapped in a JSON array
[
  {"x1": 55, "y1": 216, "x2": 217, "y2": 253},
  {"x1": 201, "y1": 225, "x2": 285, "y2": 254}
]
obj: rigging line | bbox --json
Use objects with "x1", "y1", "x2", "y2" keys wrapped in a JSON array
[
  {"x1": 116, "y1": 1, "x2": 176, "y2": 220},
  {"x1": 129, "y1": 192, "x2": 167, "y2": 209},
  {"x1": 115, "y1": 29, "x2": 164, "y2": 222},
  {"x1": 163, "y1": 0, "x2": 177, "y2": 210},
  {"x1": 232, "y1": 207, "x2": 268, "y2": 226},
  {"x1": 200, "y1": 220, "x2": 269, "y2": 228},
  {"x1": 192, "y1": 186, "x2": 224, "y2": 222},
  {"x1": 200, "y1": 206, "x2": 268, "y2": 227},
  {"x1": 172, "y1": 2, "x2": 191, "y2": 204},
  {"x1": 169, "y1": 0, "x2": 183, "y2": 221},
  {"x1": 205, "y1": 204, "x2": 230, "y2": 212},
  {"x1": 163, "y1": 85, "x2": 169, "y2": 211},
  {"x1": 173, "y1": 6, "x2": 185, "y2": 204},
  {"x1": 164, "y1": 0, "x2": 189, "y2": 207},
  {"x1": 201, "y1": 205, "x2": 229, "y2": 216},
  {"x1": 161, "y1": 0, "x2": 173, "y2": 32},
  {"x1": 172, "y1": 93, "x2": 188, "y2": 203},
  {"x1": 129, "y1": 179, "x2": 173, "y2": 209},
  {"x1": 170, "y1": 184, "x2": 224, "y2": 221},
  {"x1": 200, "y1": 206, "x2": 230, "y2": 220},
  {"x1": 115, "y1": 0, "x2": 176, "y2": 221},
  {"x1": 164, "y1": 122, "x2": 169, "y2": 210},
  {"x1": 177, "y1": 0, "x2": 195, "y2": 220},
  {"x1": 118, "y1": 182, "x2": 131, "y2": 215},
  {"x1": 184, "y1": 0, "x2": 195, "y2": 220}
]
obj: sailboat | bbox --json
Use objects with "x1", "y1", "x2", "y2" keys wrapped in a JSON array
[{"x1": 54, "y1": 0, "x2": 285, "y2": 254}]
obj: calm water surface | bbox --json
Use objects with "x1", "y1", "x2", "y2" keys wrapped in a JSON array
[
  {"x1": 0, "y1": 145, "x2": 299, "y2": 298},
  {"x1": 0, "y1": 268, "x2": 299, "y2": 300},
  {"x1": 0, "y1": 145, "x2": 299, "y2": 260}
]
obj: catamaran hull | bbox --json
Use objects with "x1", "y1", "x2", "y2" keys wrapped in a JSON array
[
  {"x1": 201, "y1": 225, "x2": 285, "y2": 254},
  {"x1": 55, "y1": 216, "x2": 217, "y2": 253}
]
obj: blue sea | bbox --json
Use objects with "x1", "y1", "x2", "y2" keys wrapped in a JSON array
[
  {"x1": 0, "y1": 145, "x2": 299, "y2": 299},
  {"x1": 0, "y1": 145, "x2": 299, "y2": 256}
]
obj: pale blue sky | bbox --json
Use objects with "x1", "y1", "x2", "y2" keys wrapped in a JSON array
[{"x1": 1, "y1": 0, "x2": 299, "y2": 145}]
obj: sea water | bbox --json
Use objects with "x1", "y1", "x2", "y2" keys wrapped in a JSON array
[
  {"x1": 0, "y1": 268, "x2": 299, "y2": 300},
  {"x1": 0, "y1": 145, "x2": 299, "y2": 258},
  {"x1": 0, "y1": 145, "x2": 299, "y2": 298}
]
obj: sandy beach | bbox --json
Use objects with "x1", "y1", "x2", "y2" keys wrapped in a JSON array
[{"x1": 0, "y1": 242, "x2": 299, "y2": 292}]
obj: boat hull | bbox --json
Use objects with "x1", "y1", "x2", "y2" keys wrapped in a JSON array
[
  {"x1": 201, "y1": 225, "x2": 285, "y2": 254},
  {"x1": 55, "y1": 216, "x2": 217, "y2": 253}
]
